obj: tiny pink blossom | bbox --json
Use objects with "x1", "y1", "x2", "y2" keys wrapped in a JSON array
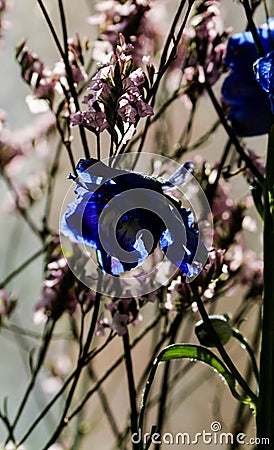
[
  {"x1": 110, "y1": 312, "x2": 129, "y2": 336},
  {"x1": 135, "y1": 98, "x2": 154, "y2": 117},
  {"x1": 72, "y1": 35, "x2": 153, "y2": 142}
]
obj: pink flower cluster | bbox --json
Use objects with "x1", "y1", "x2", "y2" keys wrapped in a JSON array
[
  {"x1": 72, "y1": 35, "x2": 153, "y2": 144},
  {"x1": 97, "y1": 295, "x2": 141, "y2": 336},
  {"x1": 178, "y1": 0, "x2": 228, "y2": 104},
  {"x1": 0, "y1": 112, "x2": 56, "y2": 213},
  {"x1": 34, "y1": 236, "x2": 78, "y2": 324},
  {"x1": 89, "y1": 0, "x2": 159, "y2": 66},
  {"x1": 34, "y1": 235, "x2": 96, "y2": 324}
]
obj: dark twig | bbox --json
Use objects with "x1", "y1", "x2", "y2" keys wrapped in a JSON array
[
  {"x1": 136, "y1": 0, "x2": 195, "y2": 157},
  {"x1": 155, "y1": 313, "x2": 183, "y2": 450},
  {"x1": 36, "y1": 0, "x2": 90, "y2": 159},
  {"x1": 190, "y1": 282, "x2": 257, "y2": 403},
  {"x1": 1, "y1": 168, "x2": 43, "y2": 239},
  {"x1": 58, "y1": 0, "x2": 90, "y2": 159},
  {"x1": 40, "y1": 272, "x2": 102, "y2": 450},
  {"x1": 0, "y1": 246, "x2": 46, "y2": 289},
  {"x1": 242, "y1": 0, "x2": 265, "y2": 56},
  {"x1": 7, "y1": 319, "x2": 56, "y2": 442},
  {"x1": 123, "y1": 332, "x2": 138, "y2": 449},
  {"x1": 205, "y1": 82, "x2": 264, "y2": 184}
]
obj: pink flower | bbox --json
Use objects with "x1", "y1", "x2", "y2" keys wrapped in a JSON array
[
  {"x1": 129, "y1": 68, "x2": 146, "y2": 86},
  {"x1": 16, "y1": 34, "x2": 88, "y2": 110},
  {"x1": 135, "y1": 97, "x2": 153, "y2": 117},
  {"x1": 89, "y1": 0, "x2": 158, "y2": 66},
  {"x1": 118, "y1": 96, "x2": 138, "y2": 123},
  {"x1": 34, "y1": 236, "x2": 78, "y2": 323},
  {"x1": 97, "y1": 296, "x2": 140, "y2": 336},
  {"x1": 172, "y1": 0, "x2": 228, "y2": 103},
  {"x1": 211, "y1": 178, "x2": 233, "y2": 219},
  {"x1": 72, "y1": 35, "x2": 153, "y2": 143},
  {"x1": 71, "y1": 109, "x2": 109, "y2": 133},
  {"x1": 110, "y1": 312, "x2": 129, "y2": 336},
  {"x1": 97, "y1": 312, "x2": 110, "y2": 336}
]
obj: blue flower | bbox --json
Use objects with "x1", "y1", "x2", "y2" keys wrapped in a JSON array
[
  {"x1": 221, "y1": 19, "x2": 274, "y2": 136},
  {"x1": 61, "y1": 159, "x2": 206, "y2": 277},
  {"x1": 254, "y1": 50, "x2": 274, "y2": 114}
]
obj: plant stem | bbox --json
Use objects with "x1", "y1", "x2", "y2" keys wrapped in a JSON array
[
  {"x1": 18, "y1": 314, "x2": 160, "y2": 446},
  {"x1": 7, "y1": 319, "x2": 55, "y2": 443},
  {"x1": 36, "y1": 0, "x2": 65, "y2": 58},
  {"x1": 87, "y1": 364, "x2": 122, "y2": 440},
  {"x1": 230, "y1": 309, "x2": 261, "y2": 450},
  {"x1": 123, "y1": 332, "x2": 138, "y2": 450},
  {"x1": 190, "y1": 283, "x2": 257, "y2": 403},
  {"x1": 42, "y1": 138, "x2": 62, "y2": 232},
  {"x1": 0, "y1": 411, "x2": 16, "y2": 443},
  {"x1": 69, "y1": 316, "x2": 121, "y2": 440},
  {"x1": 40, "y1": 272, "x2": 102, "y2": 450},
  {"x1": 155, "y1": 313, "x2": 182, "y2": 449},
  {"x1": 1, "y1": 168, "x2": 43, "y2": 239},
  {"x1": 242, "y1": 0, "x2": 265, "y2": 56},
  {"x1": 204, "y1": 82, "x2": 264, "y2": 184},
  {"x1": 58, "y1": 0, "x2": 90, "y2": 160},
  {"x1": 96, "y1": 133, "x2": 101, "y2": 160},
  {"x1": 257, "y1": 122, "x2": 274, "y2": 447},
  {"x1": 149, "y1": 0, "x2": 193, "y2": 105},
  {"x1": 36, "y1": 0, "x2": 90, "y2": 159},
  {"x1": 206, "y1": 138, "x2": 232, "y2": 204},
  {"x1": 68, "y1": 314, "x2": 161, "y2": 423},
  {"x1": 135, "y1": 0, "x2": 194, "y2": 158},
  {"x1": 0, "y1": 246, "x2": 46, "y2": 289},
  {"x1": 232, "y1": 329, "x2": 259, "y2": 383}
]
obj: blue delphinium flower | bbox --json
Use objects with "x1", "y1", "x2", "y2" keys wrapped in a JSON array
[
  {"x1": 254, "y1": 50, "x2": 274, "y2": 114},
  {"x1": 61, "y1": 159, "x2": 206, "y2": 277},
  {"x1": 221, "y1": 19, "x2": 274, "y2": 136}
]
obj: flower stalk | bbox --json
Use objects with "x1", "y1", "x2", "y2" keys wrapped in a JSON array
[{"x1": 257, "y1": 120, "x2": 274, "y2": 446}]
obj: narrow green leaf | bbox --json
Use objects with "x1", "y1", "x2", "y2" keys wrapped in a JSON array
[
  {"x1": 138, "y1": 343, "x2": 257, "y2": 446},
  {"x1": 232, "y1": 329, "x2": 259, "y2": 382},
  {"x1": 158, "y1": 344, "x2": 254, "y2": 404}
]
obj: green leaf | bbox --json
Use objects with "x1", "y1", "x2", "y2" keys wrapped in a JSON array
[
  {"x1": 138, "y1": 343, "x2": 257, "y2": 443},
  {"x1": 158, "y1": 344, "x2": 252, "y2": 403},
  {"x1": 232, "y1": 329, "x2": 259, "y2": 382}
]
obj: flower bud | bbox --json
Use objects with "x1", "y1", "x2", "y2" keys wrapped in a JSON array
[{"x1": 195, "y1": 314, "x2": 232, "y2": 347}]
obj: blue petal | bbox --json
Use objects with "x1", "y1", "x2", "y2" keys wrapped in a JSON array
[
  {"x1": 61, "y1": 191, "x2": 103, "y2": 249},
  {"x1": 96, "y1": 249, "x2": 138, "y2": 275},
  {"x1": 61, "y1": 158, "x2": 206, "y2": 277},
  {"x1": 255, "y1": 50, "x2": 274, "y2": 114},
  {"x1": 225, "y1": 19, "x2": 274, "y2": 71},
  {"x1": 159, "y1": 208, "x2": 205, "y2": 277},
  {"x1": 75, "y1": 158, "x2": 164, "y2": 193},
  {"x1": 62, "y1": 181, "x2": 167, "y2": 275},
  {"x1": 221, "y1": 19, "x2": 274, "y2": 137}
]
